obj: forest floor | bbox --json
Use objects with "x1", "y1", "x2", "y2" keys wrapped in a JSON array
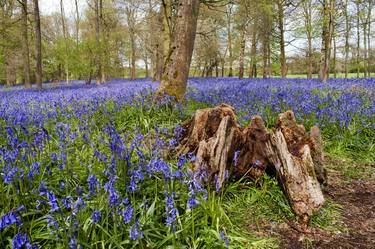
[{"x1": 274, "y1": 155, "x2": 375, "y2": 249}]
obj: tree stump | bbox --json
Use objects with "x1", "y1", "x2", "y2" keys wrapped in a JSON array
[{"x1": 177, "y1": 104, "x2": 326, "y2": 226}]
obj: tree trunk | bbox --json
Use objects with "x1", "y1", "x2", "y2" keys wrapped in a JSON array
[
  {"x1": 367, "y1": 2, "x2": 372, "y2": 77},
  {"x1": 363, "y1": 17, "x2": 367, "y2": 77},
  {"x1": 249, "y1": 26, "x2": 257, "y2": 78},
  {"x1": 319, "y1": 0, "x2": 333, "y2": 83},
  {"x1": 178, "y1": 104, "x2": 326, "y2": 227},
  {"x1": 61, "y1": 0, "x2": 70, "y2": 84},
  {"x1": 227, "y1": 4, "x2": 233, "y2": 77},
  {"x1": 333, "y1": 35, "x2": 337, "y2": 78},
  {"x1": 356, "y1": 0, "x2": 360, "y2": 78},
  {"x1": 344, "y1": 0, "x2": 349, "y2": 78},
  {"x1": 75, "y1": 0, "x2": 80, "y2": 45},
  {"x1": 94, "y1": 0, "x2": 103, "y2": 84},
  {"x1": 262, "y1": 40, "x2": 268, "y2": 78},
  {"x1": 33, "y1": 0, "x2": 42, "y2": 89},
  {"x1": 5, "y1": 54, "x2": 16, "y2": 86},
  {"x1": 126, "y1": 6, "x2": 137, "y2": 80},
  {"x1": 303, "y1": 0, "x2": 313, "y2": 79},
  {"x1": 21, "y1": 0, "x2": 31, "y2": 89},
  {"x1": 156, "y1": 0, "x2": 200, "y2": 102},
  {"x1": 277, "y1": 0, "x2": 287, "y2": 78},
  {"x1": 238, "y1": 29, "x2": 246, "y2": 79},
  {"x1": 145, "y1": 54, "x2": 149, "y2": 78},
  {"x1": 99, "y1": 0, "x2": 105, "y2": 83}
]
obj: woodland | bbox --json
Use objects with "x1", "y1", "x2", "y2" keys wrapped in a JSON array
[{"x1": 0, "y1": 0, "x2": 374, "y2": 249}]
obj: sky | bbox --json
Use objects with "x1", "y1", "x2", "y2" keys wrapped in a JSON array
[{"x1": 39, "y1": 0, "x2": 86, "y2": 16}]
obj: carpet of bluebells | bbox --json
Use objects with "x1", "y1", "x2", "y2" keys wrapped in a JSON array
[{"x1": 0, "y1": 78, "x2": 374, "y2": 249}]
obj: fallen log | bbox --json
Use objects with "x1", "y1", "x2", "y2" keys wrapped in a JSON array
[{"x1": 177, "y1": 104, "x2": 326, "y2": 226}]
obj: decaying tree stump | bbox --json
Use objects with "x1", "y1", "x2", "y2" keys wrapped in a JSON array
[{"x1": 177, "y1": 104, "x2": 327, "y2": 226}]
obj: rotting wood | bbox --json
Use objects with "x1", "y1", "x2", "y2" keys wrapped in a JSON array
[{"x1": 177, "y1": 104, "x2": 326, "y2": 226}]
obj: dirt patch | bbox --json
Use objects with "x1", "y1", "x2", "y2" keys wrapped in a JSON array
[{"x1": 276, "y1": 156, "x2": 375, "y2": 249}]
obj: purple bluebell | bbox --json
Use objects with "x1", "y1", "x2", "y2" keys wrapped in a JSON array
[
  {"x1": 0, "y1": 211, "x2": 23, "y2": 230},
  {"x1": 129, "y1": 220, "x2": 144, "y2": 241},
  {"x1": 92, "y1": 210, "x2": 101, "y2": 224}
]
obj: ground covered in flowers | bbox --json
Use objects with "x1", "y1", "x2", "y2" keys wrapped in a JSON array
[{"x1": 0, "y1": 78, "x2": 374, "y2": 248}]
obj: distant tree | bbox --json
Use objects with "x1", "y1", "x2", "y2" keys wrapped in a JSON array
[
  {"x1": 319, "y1": 0, "x2": 334, "y2": 82},
  {"x1": 20, "y1": 0, "x2": 31, "y2": 88},
  {"x1": 34, "y1": 0, "x2": 42, "y2": 89}
]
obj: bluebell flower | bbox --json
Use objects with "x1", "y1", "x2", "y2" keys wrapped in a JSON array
[
  {"x1": 129, "y1": 220, "x2": 144, "y2": 241},
  {"x1": 69, "y1": 238, "x2": 77, "y2": 249},
  {"x1": 88, "y1": 174, "x2": 100, "y2": 195},
  {"x1": 220, "y1": 231, "x2": 229, "y2": 248},
  {"x1": 47, "y1": 191, "x2": 59, "y2": 212},
  {"x1": 12, "y1": 232, "x2": 32, "y2": 249},
  {"x1": 92, "y1": 210, "x2": 101, "y2": 224},
  {"x1": 0, "y1": 211, "x2": 23, "y2": 230},
  {"x1": 123, "y1": 205, "x2": 133, "y2": 224}
]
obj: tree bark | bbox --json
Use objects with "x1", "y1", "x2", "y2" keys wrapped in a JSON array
[
  {"x1": 238, "y1": 29, "x2": 246, "y2": 79},
  {"x1": 94, "y1": 0, "x2": 103, "y2": 84},
  {"x1": 262, "y1": 40, "x2": 268, "y2": 78},
  {"x1": 356, "y1": 0, "x2": 360, "y2": 78},
  {"x1": 99, "y1": 0, "x2": 105, "y2": 83},
  {"x1": 333, "y1": 35, "x2": 337, "y2": 78},
  {"x1": 75, "y1": 0, "x2": 80, "y2": 45},
  {"x1": 318, "y1": 0, "x2": 334, "y2": 83},
  {"x1": 126, "y1": 7, "x2": 137, "y2": 80},
  {"x1": 61, "y1": 0, "x2": 69, "y2": 84},
  {"x1": 178, "y1": 104, "x2": 326, "y2": 226},
  {"x1": 249, "y1": 24, "x2": 257, "y2": 78},
  {"x1": 303, "y1": 0, "x2": 313, "y2": 79},
  {"x1": 33, "y1": 0, "x2": 42, "y2": 89},
  {"x1": 367, "y1": 2, "x2": 372, "y2": 77},
  {"x1": 156, "y1": 0, "x2": 200, "y2": 101},
  {"x1": 344, "y1": 0, "x2": 349, "y2": 78},
  {"x1": 21, "y1": 0, "x2": 31, "y2": 89},
  {"x1": 363, "y1": 18, "x2": 367, "y2": 77},
  {"x1": 227, "y1": 4, "x2": 233, "y2": 77},
  {"x1": 277, "y1": 0, "x2": 287, "y2": 78}
]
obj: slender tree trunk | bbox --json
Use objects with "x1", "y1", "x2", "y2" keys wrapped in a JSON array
[
  {"x1": 333, "y1": 35, "x2": 337, "y2": 78},
  {"x1": 221, "y1": 58, "x2": 225, "y2": 77},
  {"x1": 127, "y1": 8, "x2": 136, "y2": 80},
  {"x1": 267, "y1": 41, "x2": 271, "y2": 77},
  {"x1": 95, "y1": 0, "x2": 102, "y2": 84},
  {"x1": 319, "y1": 0, "x2": 333, "y2": 82},
  {"x1": 5, "y1": 55, "x2": 16, "y2": 86},
  {"x1": 157, "y1": 0, "x2": 200, "y2": 101},
  {"x1": 99, "y1": 0, "x2": 105, "y2": 83},
  {"x1": 21, "y1": 0, "x2": 31, "y2": 89},
  {"x1": 249, "y1": 25, "x2": 257, "y2": 78},
  {"x1": 363, "y1": 19, "x2": 367, "y2": 77},
  {"x1": 227, "y1": 4, "x2": 233, "y2": 77},
  {"x1": 129, "y1": 21, "x2": 136, "y2": 80},
  {"x1": 356, "y1": 0, "x2": 360, "y2": 78},
  {"x1": 277, "y1": 0, "x2": 287, "y2": 77},
  {"x1": 238, "y1": 29, "x2": 246, "y2": 79},
  {"x1": 303, "y1": 0, "x2": 313, "y2": 78},
  {"x1": 60, "y1": 0, "x2": 69, "y2": 84},
  {"x1": 33, "y1": 0, "x2": 42, "y2": 89},
  {"x1": 75, "y1": 0, "x2": 80, "y2": 45},
  {"x1": 367, "y1": 2, "x2": 372, "y2": 77},
  {"x1": 344, "y1": 0, "x2": 349, "y2": 78},
  {"x1": 145, "y1": 54, "x2": 149, "y2": 78},
  {"x1": 262, "y1": 41, "x2": 268, "y2": 78}
]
